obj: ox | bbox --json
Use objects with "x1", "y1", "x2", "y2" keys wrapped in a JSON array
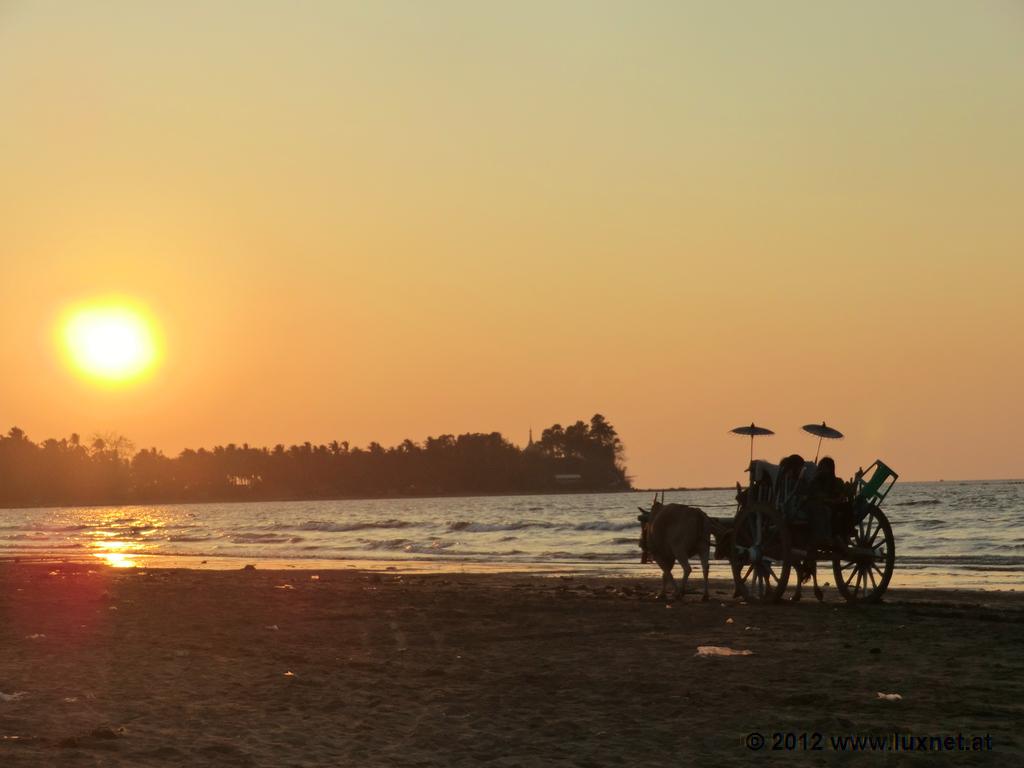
[{"x1": 637, "y1": 498, "x2": 724, "y2": 602}]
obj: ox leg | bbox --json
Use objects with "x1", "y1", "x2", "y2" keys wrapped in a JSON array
[
  {"x1": 678, "y1": 557, "x2": 692, "y2": 601},
  {"x1": 699, "y1": 541, "x2": 710, "y2": 602},
  {"x1": 792, "y1": 562, "x2": 804, "y2": 602},
  {"x1": 811, "y1": 561, "x2": 823, "y2": 602},
  {"x1": 655, "y1": 556, "x2": 676, "y2": 601}
]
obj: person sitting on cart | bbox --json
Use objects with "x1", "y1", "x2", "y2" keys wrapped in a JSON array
[
  {"x1": 777, "y1": 453, "x2": 805, "y2": 503},
  {"x1": 808, "y1": 456, "x2": 848, "y2": 550},
  {"x1": 811, "y1": 457, "x2": 842, "y2": 495}
]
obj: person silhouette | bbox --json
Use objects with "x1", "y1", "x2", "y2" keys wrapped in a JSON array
[{"x1": 808, "y1": 456, "x2": 846, "y2": 549}]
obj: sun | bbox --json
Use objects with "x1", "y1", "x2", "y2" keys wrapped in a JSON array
[{"x1": 61, "y1": 301, "x2": 161, "y2": 384}]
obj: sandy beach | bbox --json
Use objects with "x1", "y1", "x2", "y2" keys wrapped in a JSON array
[{"x1": 1, "y1": 563, "x2": 1022, "y2": 766}]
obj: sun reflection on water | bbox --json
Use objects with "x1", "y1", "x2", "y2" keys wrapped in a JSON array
[
  {"x1": 91, "y1": 539, "x2": 138, "y2": 568},
  {"x1": 95, "y1": 551, "x2": 137, "y2": 568},
  {"x1": 72, "y1": 508, "x2": 173, "y2": 568}
]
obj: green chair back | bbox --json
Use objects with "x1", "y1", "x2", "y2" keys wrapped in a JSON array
[{"x1": 857, "y1": 460, "x2": 897, "y2": 504}]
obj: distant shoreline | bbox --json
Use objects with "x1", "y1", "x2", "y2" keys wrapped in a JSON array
[{"x1": 634, "y1": 486, "x2": 732, "y2": 493}]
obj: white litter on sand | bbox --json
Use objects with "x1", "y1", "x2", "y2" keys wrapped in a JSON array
[
  {"x1": 876, "y1": 692, "x2": 903, "y2": 702},
  {"x1": 695, "y1": 646, "x2": 753, "y2": 657},
  {"x1": 0, "y1": 692, "x2": 27, "y2": 702}
]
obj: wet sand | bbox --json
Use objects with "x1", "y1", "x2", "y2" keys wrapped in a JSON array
[{"x1": 1, "y1": 563, "x2": 1022, "y2": 765}]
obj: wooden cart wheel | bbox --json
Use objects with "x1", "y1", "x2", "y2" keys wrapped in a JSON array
[
  {"x1": 833, "y1": 506, "x2": 895, "y2": 604},
  {"x1": 731, "y1": 501, "x2": 792, "y2": 603}
]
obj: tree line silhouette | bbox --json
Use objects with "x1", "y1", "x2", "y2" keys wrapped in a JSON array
[{"x1": 0, "y1": 415, "x2": 631, "y2": 507}]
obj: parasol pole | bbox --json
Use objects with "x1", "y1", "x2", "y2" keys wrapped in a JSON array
[
  {"x1": 731, "y1": 422, "x2": 774, "y2": 468},
  {"x1": 802, "y1": 421, "x2": 842, "y2": 464},
  {"x1": 814, "y1": 420, "x2": 828, "y2": 462}
]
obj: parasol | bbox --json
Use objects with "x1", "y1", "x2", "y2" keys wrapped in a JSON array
[
  {"x1": 729, "y1": 423, "x2": 775, "y2": 463},
  {"x1": 802, "y1": 421, "x2": 844, "y2": 462}
]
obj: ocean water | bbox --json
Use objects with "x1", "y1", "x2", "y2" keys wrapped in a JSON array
[{"x1": 1, "y1": 481, "x2": 1022, "y2": 589}]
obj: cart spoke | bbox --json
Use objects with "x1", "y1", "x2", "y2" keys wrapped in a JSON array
[
  {"x1": 832, "y1": 506, "x2": 892, "y2": 604},
  {"x1": 865, "y1": 517, "x2": 881, "y2": 546},
  {"x1": 843, "y1": 567, "x2": 858, "y2": 589},
  {"x1": 747, "y1": 517, "x2": 758, "y2": 540}
]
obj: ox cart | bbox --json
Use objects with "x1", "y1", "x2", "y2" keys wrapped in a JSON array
[{"x1": 726, "y1": 423, "x2": 898, "y2": 604}]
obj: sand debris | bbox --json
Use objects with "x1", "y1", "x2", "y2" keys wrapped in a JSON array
[
  {"x1": 90, "y1": 726, "x2": 125, "y2": 739},
  {"x1": 59, "y1": 727, "x2": 125, "y2": 747},
  {"x1": 275, "y1": 584, "x2": 295, "y2": 590},
  {"x1": 876, "y1": 692, "x2": 902, "y2": 702},
  {"x1": 696, "y1": 646, "x2": 753, "y2": 658},
  {"x1": 725, "y1": 618, "x2": 734, "y2": 624},
  {"x1": 265, "y1": 625, "x2": 280, "y2": 631},
  {"x1": 25, "y1": 634, "x2": 46, "y2": 640},
  {"x1": 0, "y1": 692, "x2": 27, "y2": 702}
]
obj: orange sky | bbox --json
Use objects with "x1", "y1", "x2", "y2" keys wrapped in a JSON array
[{"x1": 1, "y1": 2, "x2": 1022, "y2": 487}]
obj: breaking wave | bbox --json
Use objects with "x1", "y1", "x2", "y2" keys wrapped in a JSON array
[{"x1": 288, "y1": 519, "x2": 415, "y2": 533}]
